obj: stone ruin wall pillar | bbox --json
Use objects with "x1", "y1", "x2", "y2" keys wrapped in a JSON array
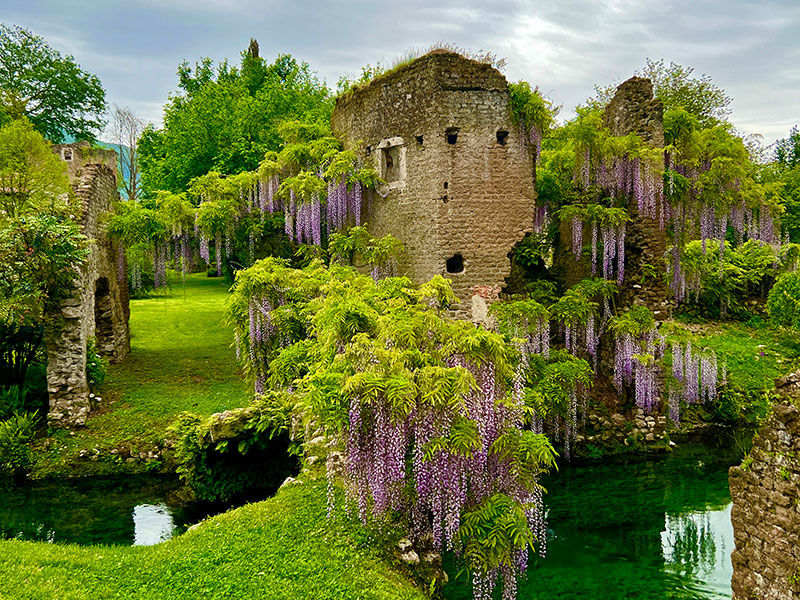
[
  {"x1": 603, "y1": 76, "x2": 670, "y2": 320},
  {"x1": 729, "y1": 373, "x2": 800, "y2": 600},
  {"x1": 46, "y1": 153, "x2": 130, "y2": 427}
]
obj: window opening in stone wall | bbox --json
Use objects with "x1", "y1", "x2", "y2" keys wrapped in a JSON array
[
  {"x1": 416, "y1": 135, "x2": 423, "y2": 145},
  {"x1": 443, "y1": 181, "x2": 448, "y2": 189},
  {"x1": 63, "y1": 149, "x2": 73, "y2": 161},
  {"x1": 496, "y1": 130, "x2": 509, "y2": 145},
  {"x1": 446, "y1": 128, "x2": 459, "y2": 145},
  {"x1": 381, "y1": 146, "x2": 401, "y2": 183},
  {"x1": 94, "y1": 277, "x2": 115, "y2": 357},
  {"x1": 446, "y1": 254, "x2": 464, "y2": 274}
]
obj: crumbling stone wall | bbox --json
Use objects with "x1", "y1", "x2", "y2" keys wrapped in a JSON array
[
  {"x1": 556, "y1": 76, "x2": 668, "y2": 318},
  {"x1": 46, "y1": 144, "x2": 130, "y2": 426},
  {"x1": 729, "y1": 387, "x2": 800, "y2": 599},
  {"x1": 331, "y1": 51, "x2": 537, "y2": 320},
  {"x1": 604, "y1": 77, "x2": 669, "y2": 318}
]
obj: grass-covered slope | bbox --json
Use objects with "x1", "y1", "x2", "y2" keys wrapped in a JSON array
[
  {"x1": 0, "y1": 477, "x2": 426, "y2": 600},
  {"x1": 32, "y1": 273, "x2": 251, "y2": 477}
]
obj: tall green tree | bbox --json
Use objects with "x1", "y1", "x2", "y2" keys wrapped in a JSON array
[
  {"x1": 0, "y1": 118, "x2": 70, "y2": 219},
  {"x1": 139, "y1": 40, "x2": 332, "y2": 196},
  {"x1": 0, "y1": 24, "x2": 107, "y2": 142}
]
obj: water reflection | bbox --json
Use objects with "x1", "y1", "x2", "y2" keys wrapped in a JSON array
[
  {"x1": 444, "y1": 443, "x2": 739, "y2": 600},
  {"x1": 0, "y1": 475, "x2": 193, "y2": 546},
  {"x1": 662, "y1": 506, "x2": 733, "y2": 598},
  {"x1": 133, "y1": 503, "x2": 176, "y2": 546}
]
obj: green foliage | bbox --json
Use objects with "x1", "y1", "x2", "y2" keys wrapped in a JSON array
[
  {"x1": 550, "y1": 279, "x2": 616, "y2": 328},
  {"x1": 139, "y1": 49, "x2": 331, "y2": 195},
  {"x1": 609, "y1": 305, "x2": 655, "y2": 337},
  {"x1": 168, "y1": 393, "x2": 298, "y2": 502},
  {"x1": 85, "y1": 338, "x2": 108, "y2": 389},
  {"x1": 459, "y1": 493, "x2": 536, "y2": 576},
  {"x1": 524, "y1": 350, "x2": 594, "y2": 421},
  {"x1": 0, "y1": 118, "x2": 70, "y2": 219},
  {"x1": 768, "y1": 271, "x2": 800, "y2": 329},
  {"x1": 0, "y1": 24, "x2": 107, "y2": 142},
  {"x1": 775, "y1": 125, "x2": 799, "y2": 171},
  {"x1": 508, "y1": 81, "x2": 557, "y2": 136},
  {"x1": 681, "y1": 240, "x2": 795, "y2": 319},
  {"x1": 0, "y1": 411, "x2": 37, "y2": 474},
  {"x1": 0, "y1": 213, "x2": 88, "y2": 322}
]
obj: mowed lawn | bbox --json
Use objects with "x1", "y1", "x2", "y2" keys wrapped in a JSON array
[
  {"x1": 32, "y1": 272, "x2": 250, "y2": 477},
  {"x1": 0, "y1": 477, "x2": 426, "y2": 600}
]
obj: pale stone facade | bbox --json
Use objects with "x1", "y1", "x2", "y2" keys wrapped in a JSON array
[
  {"x1": 47, "y1": 142, "x2": 130, "y2": 426},
  {"x1": 331, "y1": 51, "x2": 537, "y2": 320}
]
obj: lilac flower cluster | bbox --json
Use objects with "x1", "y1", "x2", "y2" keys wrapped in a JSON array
[
  {"x1": 666, "y1": 342, "x2": 720, "y2": 425},
  {"x1": 153, "y1": 241, "x2": 168, "y2": 289},
  {"x1": 613, "y1": 328, "x2": 662, "y2": 412}
]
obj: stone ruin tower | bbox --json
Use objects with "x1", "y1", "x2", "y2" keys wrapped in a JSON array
[
  {"x1": 603, "y1": 77, "x2": 669, "y2": 317},
  {"x1": 47, "y1": 142, "x2": 130, "y2": 426},
  {"x1": 331, "y1": 51, "x2": 537, "y2": 320},
  {"x1": 555, "y1": 76, "x2": 668, "y2": 318}
]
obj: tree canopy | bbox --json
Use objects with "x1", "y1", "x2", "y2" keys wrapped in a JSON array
[
  {"x1": 0, "y1": 118, "x2": 86, "y2": 323},
  {"x1": 591, "y1": 59, "x2": 732, "y2": 128},
  {"x1": 138, "y1": 41, "x2": 332, "y2": 196},
  {"x1": 0, "y1": 118, "x2": 70, "y2": 220},
  {"x1": 0, "y1": 24, "x2": 107, "y2": 142}
]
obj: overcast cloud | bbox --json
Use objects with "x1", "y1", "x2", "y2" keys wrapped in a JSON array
[{"x1": 2, "y1": 0, "x2": 798, "y2": 145}]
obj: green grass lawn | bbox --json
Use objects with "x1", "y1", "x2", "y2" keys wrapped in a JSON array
[
  {"x1": 31, "y1": 272, "x2": 251, "y2": 478},
  {"x1": 694, "y1": 321, "x2": 800, "y2": 392},
  {"x1": 0, "y1": 475, "x2": 427, "y2": 600}
]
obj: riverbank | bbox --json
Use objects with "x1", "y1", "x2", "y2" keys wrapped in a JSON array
[
  {"x1": 29, "y1": 273, "x2": 249, "y2": 479},
  {"x1": 0, "y1": 474, "x2": 427, "y2": 600}
]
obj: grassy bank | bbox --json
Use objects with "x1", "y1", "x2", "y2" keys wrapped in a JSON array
[
  {"x1": 0, "y1": 475, "x2": 426, "y2": 600},
  {"x1": 31, "y1": 273, "x2": 250, "y2": 478}
]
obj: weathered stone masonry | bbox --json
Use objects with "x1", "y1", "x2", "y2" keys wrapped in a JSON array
[
  {"x1": 47, "y1": 142, "x2": 130, "y2": 426},
  {"x1": 331, "y1": 52, "x2": 537, "y2": 320},
  {"x1": 729, "y1": 378, "x2": 800, "y2": 599}
]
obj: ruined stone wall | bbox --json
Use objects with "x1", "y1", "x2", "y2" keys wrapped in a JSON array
[
  {"x1": 331, "y1": 52, "x2": 536, "y2": 319},
  {"x1": 46, "y1": 151, "x2": 130, "y2": 427},
  {"x1": 729, "y1": 396, "x2": 800, "y2": 600},
  {"x1": 604, "y1": 77, "x2": 670, "y2": 319}
]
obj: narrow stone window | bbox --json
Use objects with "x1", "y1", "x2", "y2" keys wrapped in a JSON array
[
  {"x1": 63, "y1": 148, "x2": 73, "y2": 161},
  {"x1": 496, "y1": 130, "x2": 509, "y2": 145},
  {"x1": 381, "y1": 146, "x2": 401, "y2": 183},
  {"x1": 446, "y1": 253, "x2": 464, "y2": 273},
  {"x1": 443, "y1": 181, "x2": 448, "y2": 189},
  {"x1": 446, "y1": 127, "x2": 459, "y2": 145},
  {"x1": 416, "y1": 135, "x2": 423, "y2": 145}
]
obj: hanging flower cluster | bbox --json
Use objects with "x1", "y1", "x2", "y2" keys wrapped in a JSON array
[
  {"x1": 559, "y1": 204, "x2": 629, "y2": 283},
  {"x1": 609, "y1": 306, "x2": 662, "y2": 412},
  {"x1": 227, "y1": 259, "x2": 558, "y2": 600},
  {"x1": 666, "y1": 341, "x2": 722, "y2": 426}
]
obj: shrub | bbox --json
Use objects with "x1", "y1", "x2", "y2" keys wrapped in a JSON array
[
  {"x1": 85, "y1": 338, "x2": 108, "y2": 388},
  {"x1": 768, "y1": 271, "x2": 800, "y2": 329},
  {"x1": 169, "y1": 394, "x2": 300, "y2": 503},
  {"x1": 0, "y1": 411, "x2": 37, "y2": 474}
]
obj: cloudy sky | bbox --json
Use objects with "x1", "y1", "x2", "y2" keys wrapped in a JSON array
[{"x1": 3, "y1": 0, "x2": 798, "y2": 145}]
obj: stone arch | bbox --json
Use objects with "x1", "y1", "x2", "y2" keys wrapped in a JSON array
[{"x1": 94, "y1": 277, "x2": 115, "y2": 356}]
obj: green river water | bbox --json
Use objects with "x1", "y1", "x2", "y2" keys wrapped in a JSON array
[
  {"x1": 1, "y1": 443, "x2": 738, "y2": 599},
  {"x1": 444, "y1": 442, "x2": 738, "y2": 599}
]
